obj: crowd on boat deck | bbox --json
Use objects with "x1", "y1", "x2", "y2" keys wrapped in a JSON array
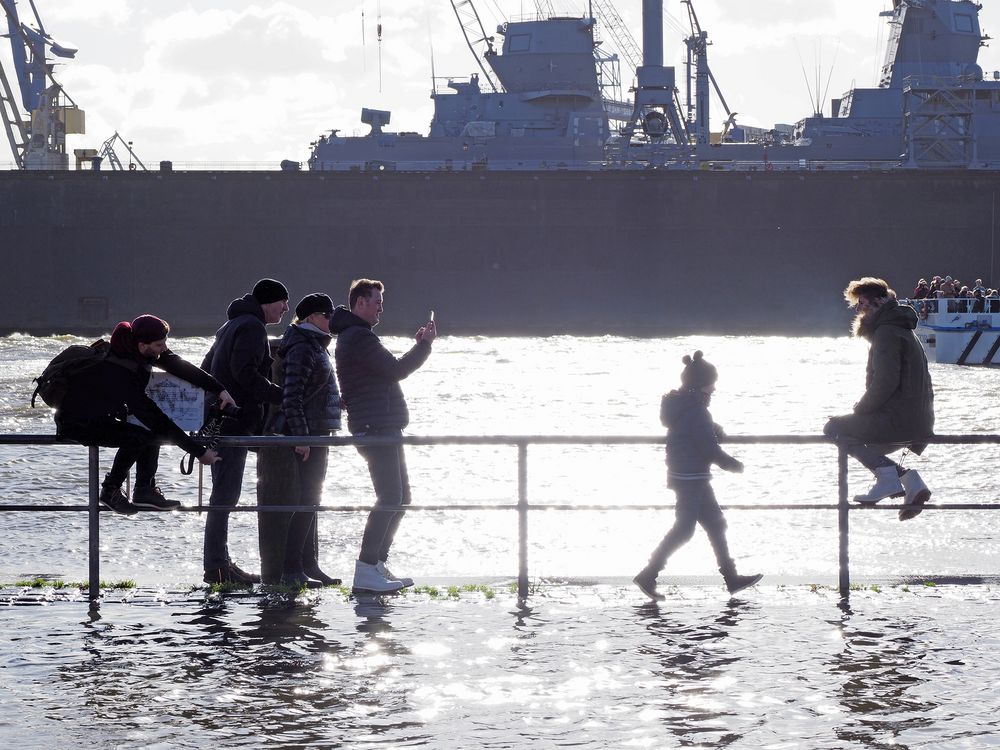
[{"x1": 910, "y1": 275, "x2": 1000, "y2": 313}]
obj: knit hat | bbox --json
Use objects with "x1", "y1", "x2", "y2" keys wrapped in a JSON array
[
  {"x1": 295, "y1": 292, "x2": 334, "y2": 320},
  {"x1": 130, "y1": 314, "x2": 170, "y2": 343},
  {"x1": 680, "y1": 350, "x2": 718, "y2": 389},
  {"x1": 252, "y1": 278, "x2": 289, "y2": 304}
]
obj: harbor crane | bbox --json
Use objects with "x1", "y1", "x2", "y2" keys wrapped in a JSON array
[
  {"x1": 0, "y1": 0, "x2": 84, "y2": 169},
  {"x1": 449, "y1": 0, "x2": 501, "y2": 93},
  {"x1": 681, "y1": 0, "x2": 734, "y2": 144},
  {"x1": 98, "y1": 131, "x2": 146, "y2": 172}
]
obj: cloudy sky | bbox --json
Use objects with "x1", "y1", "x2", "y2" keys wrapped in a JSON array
[{"x1": 3, "y1": 0, "x2": 1000, "y2": 166}]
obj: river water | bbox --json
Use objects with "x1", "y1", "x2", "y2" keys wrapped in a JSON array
[{"x1": 2, "y1": 333, "x2": 999, "y2": 747}]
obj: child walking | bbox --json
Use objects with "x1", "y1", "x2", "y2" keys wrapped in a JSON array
[{"x1": 633, "y1": 351, "x2": 763, "y2": 600}]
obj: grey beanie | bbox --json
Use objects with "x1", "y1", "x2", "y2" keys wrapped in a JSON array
[{"x1": 680, "y1": 350, "x2": 718, "y2": 389}]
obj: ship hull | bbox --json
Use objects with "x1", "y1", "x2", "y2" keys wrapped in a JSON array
[{"x1": 2, "y1": 168, "x2": 999, "y2": 336}]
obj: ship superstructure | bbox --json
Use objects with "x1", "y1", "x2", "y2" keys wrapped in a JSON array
[
  {"x1": 311, "y1": 0, "x2": 1000, "y2": 171},
  {"x1": 310, "y1": 14, "x2": 610, "y2": 171}
]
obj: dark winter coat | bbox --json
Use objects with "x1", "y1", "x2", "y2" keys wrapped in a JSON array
[
  {"x1": 201, "y1": 294, "x2": 282, "y2": 434},
  {"x1": 331, "y1": 306, "x2": 431, "y2": 434},
  {"x1": 272, "y1": 322, "x2": 342, "y2": 436},
  {"x1": 660, "y1": 388, "x2": 741, "y2": 484},
  {"x1": 57, "y1": 354, "x2": 206, "y2": 456},
  {"x1": 849, "y1": 299, "x2": 935, "y2": 441}
]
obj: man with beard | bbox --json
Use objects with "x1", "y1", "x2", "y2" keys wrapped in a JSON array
[
  {"x1": 56, "y1": 315, "x2": 224, "y2": 515},
  {"x1": 201, "y1": 278, "x2": 290, "y2": 584},
  {"x1": 824, "y1": 277, "x2": 934, "y2": 521}
]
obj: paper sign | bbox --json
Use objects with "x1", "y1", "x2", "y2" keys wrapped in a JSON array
[{"x1": 128, "y1": 372, "x2": 205, "y2": 432}]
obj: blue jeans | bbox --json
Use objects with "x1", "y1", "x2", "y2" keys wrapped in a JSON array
[
  {"x1": 203, "y1": 445, "x2": 248, "y2": 570},
  {"x1": 645, "y1": 480, "x2": 735, "y2": 576},
  {"x1": 823, "y1": 417, "x2": 897, "y2": 472},
  {"x1": 356, "y1": 429, "x2": 411, "y2": 565}
]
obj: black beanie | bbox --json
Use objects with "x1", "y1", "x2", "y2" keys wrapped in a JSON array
[
  {"x1": 131, "y1": 314, "x2": 170, "y2": 343},
  {"x1": 252, "y1": 278, "x2": 289, "y2": 304},
  {"x1": 295, "y1": 293, "x2": 334, "y2": 320},
  {"x1": 680, "y1": 350, "x2": 718, "y2": 389}
]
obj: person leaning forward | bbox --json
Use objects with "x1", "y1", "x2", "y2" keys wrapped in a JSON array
[
  {"x1": 200, "y1": 278, "x2": 289, "y2": 585},
  {"x1": 331, "y1": 278, "x2": 436, "y2": 593},
  {"x1": 57, "y1": 315, "x2": 221, "y2": 516},
  {"x1": 824, "y1": 277, "x2": 935, "y2": 521}
]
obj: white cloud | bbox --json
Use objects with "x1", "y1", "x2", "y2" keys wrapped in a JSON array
[{"x1": 3, "y1": 0, "x2": 1000, "y2": 163}]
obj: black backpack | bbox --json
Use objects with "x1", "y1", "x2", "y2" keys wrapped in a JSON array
[{"x1": 31, "y1": 339, "x2": 136, "y2": 409}]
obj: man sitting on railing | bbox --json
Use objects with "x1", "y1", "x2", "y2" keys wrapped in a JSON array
[
  {"x1": 824, "y1": 278, "x2": 934, "y2": 521},
  {"x1": 56, "y1": 315, "x2": 222, "y2": 515}
]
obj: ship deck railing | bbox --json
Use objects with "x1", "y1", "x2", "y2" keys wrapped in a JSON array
[
  {"x1": 1, "y1": 432, "x2": 998, "y2": 606},
  {"x1": 901, "y1": 297, "x2": 1000, "y2": 315}
]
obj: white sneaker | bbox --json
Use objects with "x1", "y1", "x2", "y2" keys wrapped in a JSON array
[
  {"x1": 352, "y1": 560, "x2": 404, "y2": 593},
  {"x1": 853, "y1": 465, "x2": 904, "y2": 505},
  {"x1": 376, "y1": 560, "x2": 414, "y2": 588},
  {"x1": 898, "y1": 469, "x2": 932, "y2": 521}
]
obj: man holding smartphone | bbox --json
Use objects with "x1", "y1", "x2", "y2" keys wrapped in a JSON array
[{"x1": 331, "y1": 278, "x2": 436, "y2": 592}]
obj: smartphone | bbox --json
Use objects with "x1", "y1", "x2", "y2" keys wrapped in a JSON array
[{"x1": 430, "y1": 310, "x2": 435, "y2": 323}]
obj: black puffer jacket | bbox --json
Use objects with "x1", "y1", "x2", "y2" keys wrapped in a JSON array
[
  {"x1": 331, "y1": 306, "x2": 431, "y2": 434},
  {"x1": 273, "y1": 323, "x2": 341, "y2": 436},
  {"x1": 57, "y1": 356, "x2": 205, "y2": 456},
  {"x1": 201, "y1": 294, "x2": 282, "y2": 433},
  {"x1": 661, "y1": 388, "x2": 741, "y2": 484},
  {"x1": 852, "y1": 299, "x2": 935, "y2": 440}
]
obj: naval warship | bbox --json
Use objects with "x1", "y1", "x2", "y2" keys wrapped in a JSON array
[{"x1": 2, "y1": 0, "x2": 1000, "y2": 336}]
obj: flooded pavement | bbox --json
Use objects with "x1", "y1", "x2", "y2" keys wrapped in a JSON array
[{"x1": 2, "y1": 582, "x2": 999, "y2": 748}]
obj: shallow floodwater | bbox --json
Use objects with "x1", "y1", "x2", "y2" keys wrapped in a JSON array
[
  {"x1": 3, "y1": 584, "x2": 1000, "y2": 748},
  {"x1": 2, "y1": 334, "x2": 1000, "y2": 747}
]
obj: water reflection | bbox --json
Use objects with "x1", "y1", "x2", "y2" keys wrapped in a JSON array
[
  {"x1": 830, "y1": 601, "x2": 939, "y2": 748},
  {"x1": 636, "y1": 599, "x2": 752, "y2": 746}
]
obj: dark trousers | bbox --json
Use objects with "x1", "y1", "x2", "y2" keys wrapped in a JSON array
[
  {"x1": 823, "y1": 417, "x2": 897, "y2": 472},
  {"x1": 57, "y1": 418, "x2": 160, "y2": 489},
  {"x1": 203, "y1": 445, "x2": 248, "y2": 571},
  {"x1": 357, "y1": 429, "x2": 410, "y2": 565},
  {"x1": 283, "y1": 447, "x2": 329, "y2": 574},
  {"x1": 645, "y1": 480, "x2": 735, "y2": 576}
]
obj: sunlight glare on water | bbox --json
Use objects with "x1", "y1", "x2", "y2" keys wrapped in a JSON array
[{"x1": 1, "y1": 333, "x2": 998, "y2": 584}]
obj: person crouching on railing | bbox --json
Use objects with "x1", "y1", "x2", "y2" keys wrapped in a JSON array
[
  {"x1": 56, "y1": 315, "x2": 222, "y2": 515},
  {"x1": 633, "y1": 351, "x2": 763, "y2": 601}
]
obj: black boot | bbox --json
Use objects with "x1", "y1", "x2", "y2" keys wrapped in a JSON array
[
  {"x1": 99, "y1": 476, "x2": 137, "y2": 516},
  {"x1": 721, "y1": 567, "x2": 763, "y2": 595},
  {"x1": 633, "y1": 567, "x2": 664, "y2": 601},
  {"x1": 302, "y1": 523, "x2": 341, "y2": 586}
]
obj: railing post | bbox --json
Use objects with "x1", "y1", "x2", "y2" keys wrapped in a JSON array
[
  {"x1": 517, "y1": 441, "x2": 529, "y2": 603},
  {"x1": 838, "y1": 444, "x2": 850, "y2": 598},
  {"x1": 88, "y1": 446, "x2": 101, "y2": 607}
]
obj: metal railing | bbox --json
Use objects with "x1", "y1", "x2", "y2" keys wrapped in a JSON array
[{"x1": 1, "y1": 433, "x2": 999, "y2": 606}]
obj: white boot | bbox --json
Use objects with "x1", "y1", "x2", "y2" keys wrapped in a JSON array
[
  {"x1": 352, "y1": 560, "x2": 404, "y2": 593},
  {"x1": 376, "y1": 560, "x2": 414, "y2": 588},
  {"x1": 898, "y1": 469, "x2": 932, "y2": 521},
  {"x1": 853, "y1": 465, "x2": 904, "y2": 505}
]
